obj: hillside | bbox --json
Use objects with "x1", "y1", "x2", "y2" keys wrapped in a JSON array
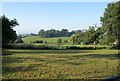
[{"x1": 22, "y1": 36, "x2": 70, "y2": 43}]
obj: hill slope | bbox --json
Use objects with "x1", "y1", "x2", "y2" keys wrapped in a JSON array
[{"x1": 22, "y1": 36, "x2": 70, "y2": 43}]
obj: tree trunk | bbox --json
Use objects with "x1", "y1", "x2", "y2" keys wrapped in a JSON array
[{"x1": 115, "y1": 38, "x2": 120, "y2": 49}]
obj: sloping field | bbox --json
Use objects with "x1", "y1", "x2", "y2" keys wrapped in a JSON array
[{"x1": 22, "y1": 36, "x2": 70, "y2": 43}]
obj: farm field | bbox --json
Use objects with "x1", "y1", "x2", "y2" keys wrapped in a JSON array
[{"x1": 2, "y1": 49, "x2": 119, "y2": 79}]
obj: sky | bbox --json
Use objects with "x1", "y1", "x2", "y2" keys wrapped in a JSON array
[{"x1": 2, "y1": 2, "x2": 108, "y2": 34}]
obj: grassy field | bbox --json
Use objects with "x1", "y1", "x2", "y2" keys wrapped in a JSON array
[
  {"x1": 2, "y1": 49, "x2": 119, "y2": 79},
  {"x1": 21, "y1": 36, "x2": 111, "y2": 47},
  {"x1": 22, "y1": 36, "x2": 70, "y2": 43}
]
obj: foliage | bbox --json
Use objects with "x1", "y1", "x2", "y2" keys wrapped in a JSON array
[
  {"x1": 70, "y1": 34, "x2": 80, "y2": 44},
  {"x1": 14, "y1": 38, "x2": 24, "y2": 44},
  {"x1": 1, "y1": 15, "x2": 19, "y2": 46},
  {"x1": 82, "y1": 26, "x2": 96, "y2": 44},
  {"x1": 69, "y1": 25, "x2": 102, "y2": 45},
  {"x1": 57, "y1": 38, "x2": 62, "y2": 44},
  {"x1": 18, "y1": 34, "x2": 32, "y2": 38},
  {"x1": 69, "y1": 1, "x2": 120, "y2": 48},
  {"x1": 32, "y1": 40, "x2": 47, "y2": 43},
  {"x1": 38, "y1": 29, "x2": 46, "y2": 37},
  {"x1": 3, "y1": 44, "x2": 48, "y2": 49},
  {"x1": 38, "y1": 29, "x2": 76, "y2": 38},
  {"x1": 3, "y1": 44, "x2": 114, "y2": 50},
  {"x1": 100, "y1": 1, "x2": 120, "y2": 47}
]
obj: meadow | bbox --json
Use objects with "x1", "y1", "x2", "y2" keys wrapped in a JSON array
[
  {"x1": 2, "y1": 1, "x2": 120, "y2": 80},
  {"x1": 22, "y1": 36, "x2": 70, "y2": 43},
  {"x1": 2, "y1": 49, "x2": 119, "y2": 79},
  {"x1": 21, "y1": 36, "x2": 111, "y2": 49}
]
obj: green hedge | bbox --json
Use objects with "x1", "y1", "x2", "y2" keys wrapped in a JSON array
[{"x1": 3, "y1": 44, "x2": 114, "y2": 50}]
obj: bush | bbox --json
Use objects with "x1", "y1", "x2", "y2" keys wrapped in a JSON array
[
  {"x1": 3, "y1": 44, "x2": 49, "y2": 49},
  {"x1": 33, "y1": 40, "x2": 47, "y2": 43},
  {"x1": 57, "y1": 39, "x2": 62, "y2": 44},
  {"x1": 67, "y1": 46, "x2": 93, "y2": 50},
  {"x1": 3, "y1": 44, "x2": 114, "y2": 50},
  {"x1": 14, "y1": 38, "x2": 24, "y2": 44}
]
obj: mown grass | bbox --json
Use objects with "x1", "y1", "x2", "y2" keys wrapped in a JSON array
[
  {"x1": 2, "y1": 49, "x2": 119, "y2": 79},
  {"x1": 22, "y1": 36, "x2": 70, "y2": 43}
]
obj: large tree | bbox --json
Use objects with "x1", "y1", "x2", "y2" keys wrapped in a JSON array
[
  {"x1": 38, "y1": 29, "x2": 45, "y2": 37},
  {"x1": 70, "y1": 34, "x2": 79, "y2": 44},
  {"x1": 1, "y1": 15, "x2": 19, "y2": 46},
  {"x1": 61, "y1": 29, "x2": 69, "y2": 36},
  {"x1": 100, "y1": 1, "x2": 120, "y2": 48}
]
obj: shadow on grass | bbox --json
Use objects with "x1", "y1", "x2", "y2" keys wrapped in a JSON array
[
  {"x1": 2, "y1": 54, "x2": 47, "y2": 75},
  {"x1": 37, "y1": 54, "x2": 119, "y2": 65},
  {"x1": 2, "y1": 50, "x2": 119, "y2": 78},
  {"x1": 2, "y1": 49, "x2": 13, "y2": 56},
  {"x1": 2, "y1": 61, "x2": 47, "y2": 75},
  {"x1": 3, "y1": 49, "x2": 92, "y2": 54},
  {"x1": 2, "y1": 56, "x2": 27, "y2": 74},
  {"x1": 71, "y1": 53, "x2": 119, "y2": 60}
]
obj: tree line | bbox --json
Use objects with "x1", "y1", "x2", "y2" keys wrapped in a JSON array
[{"x1": 38, "y1": 29, "x2": 81, "y2": 37}]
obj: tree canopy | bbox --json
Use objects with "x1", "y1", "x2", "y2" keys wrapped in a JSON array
[
  {"x1": 69, "y1": 1, "x2": 120, "y2": 47},
  {"x1": 100, "y1": 1, "x2": 120, "y2": 46},
  {"x1": 1, "y1": 15, "x2": 19, "y2": 46},
  {"x1": 38, "y1": 29, "x2": 77, "y2": 38}
]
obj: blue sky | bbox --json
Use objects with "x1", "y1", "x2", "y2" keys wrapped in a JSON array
[{"x1": 2, "y1": 2, "x2": 108, "y2": 34}]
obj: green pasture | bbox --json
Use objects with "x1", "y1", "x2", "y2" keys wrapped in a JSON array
[
  {"x1": 22, "y1": 36, "x2": 70, "y2": 43},
  {"x1": 21, "y1": 36, "x2": 111, "y2": 47},
  {"x1": 2, "y1": 49, "x2": 119, "y2": 79}
]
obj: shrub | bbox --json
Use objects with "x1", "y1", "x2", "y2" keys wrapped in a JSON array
[
  {"x1": 14, "y1": 38, "x2": 24, "y2": 44},
  {"x1": 3, "y1": 44, "x2": 114, "y2": 50},
  {"x1": 33, "y1": 40, "x2": 47, "y2": 43},
  {"x1": 57, "y1": 39, "x2": 62, "y2": 44}
]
